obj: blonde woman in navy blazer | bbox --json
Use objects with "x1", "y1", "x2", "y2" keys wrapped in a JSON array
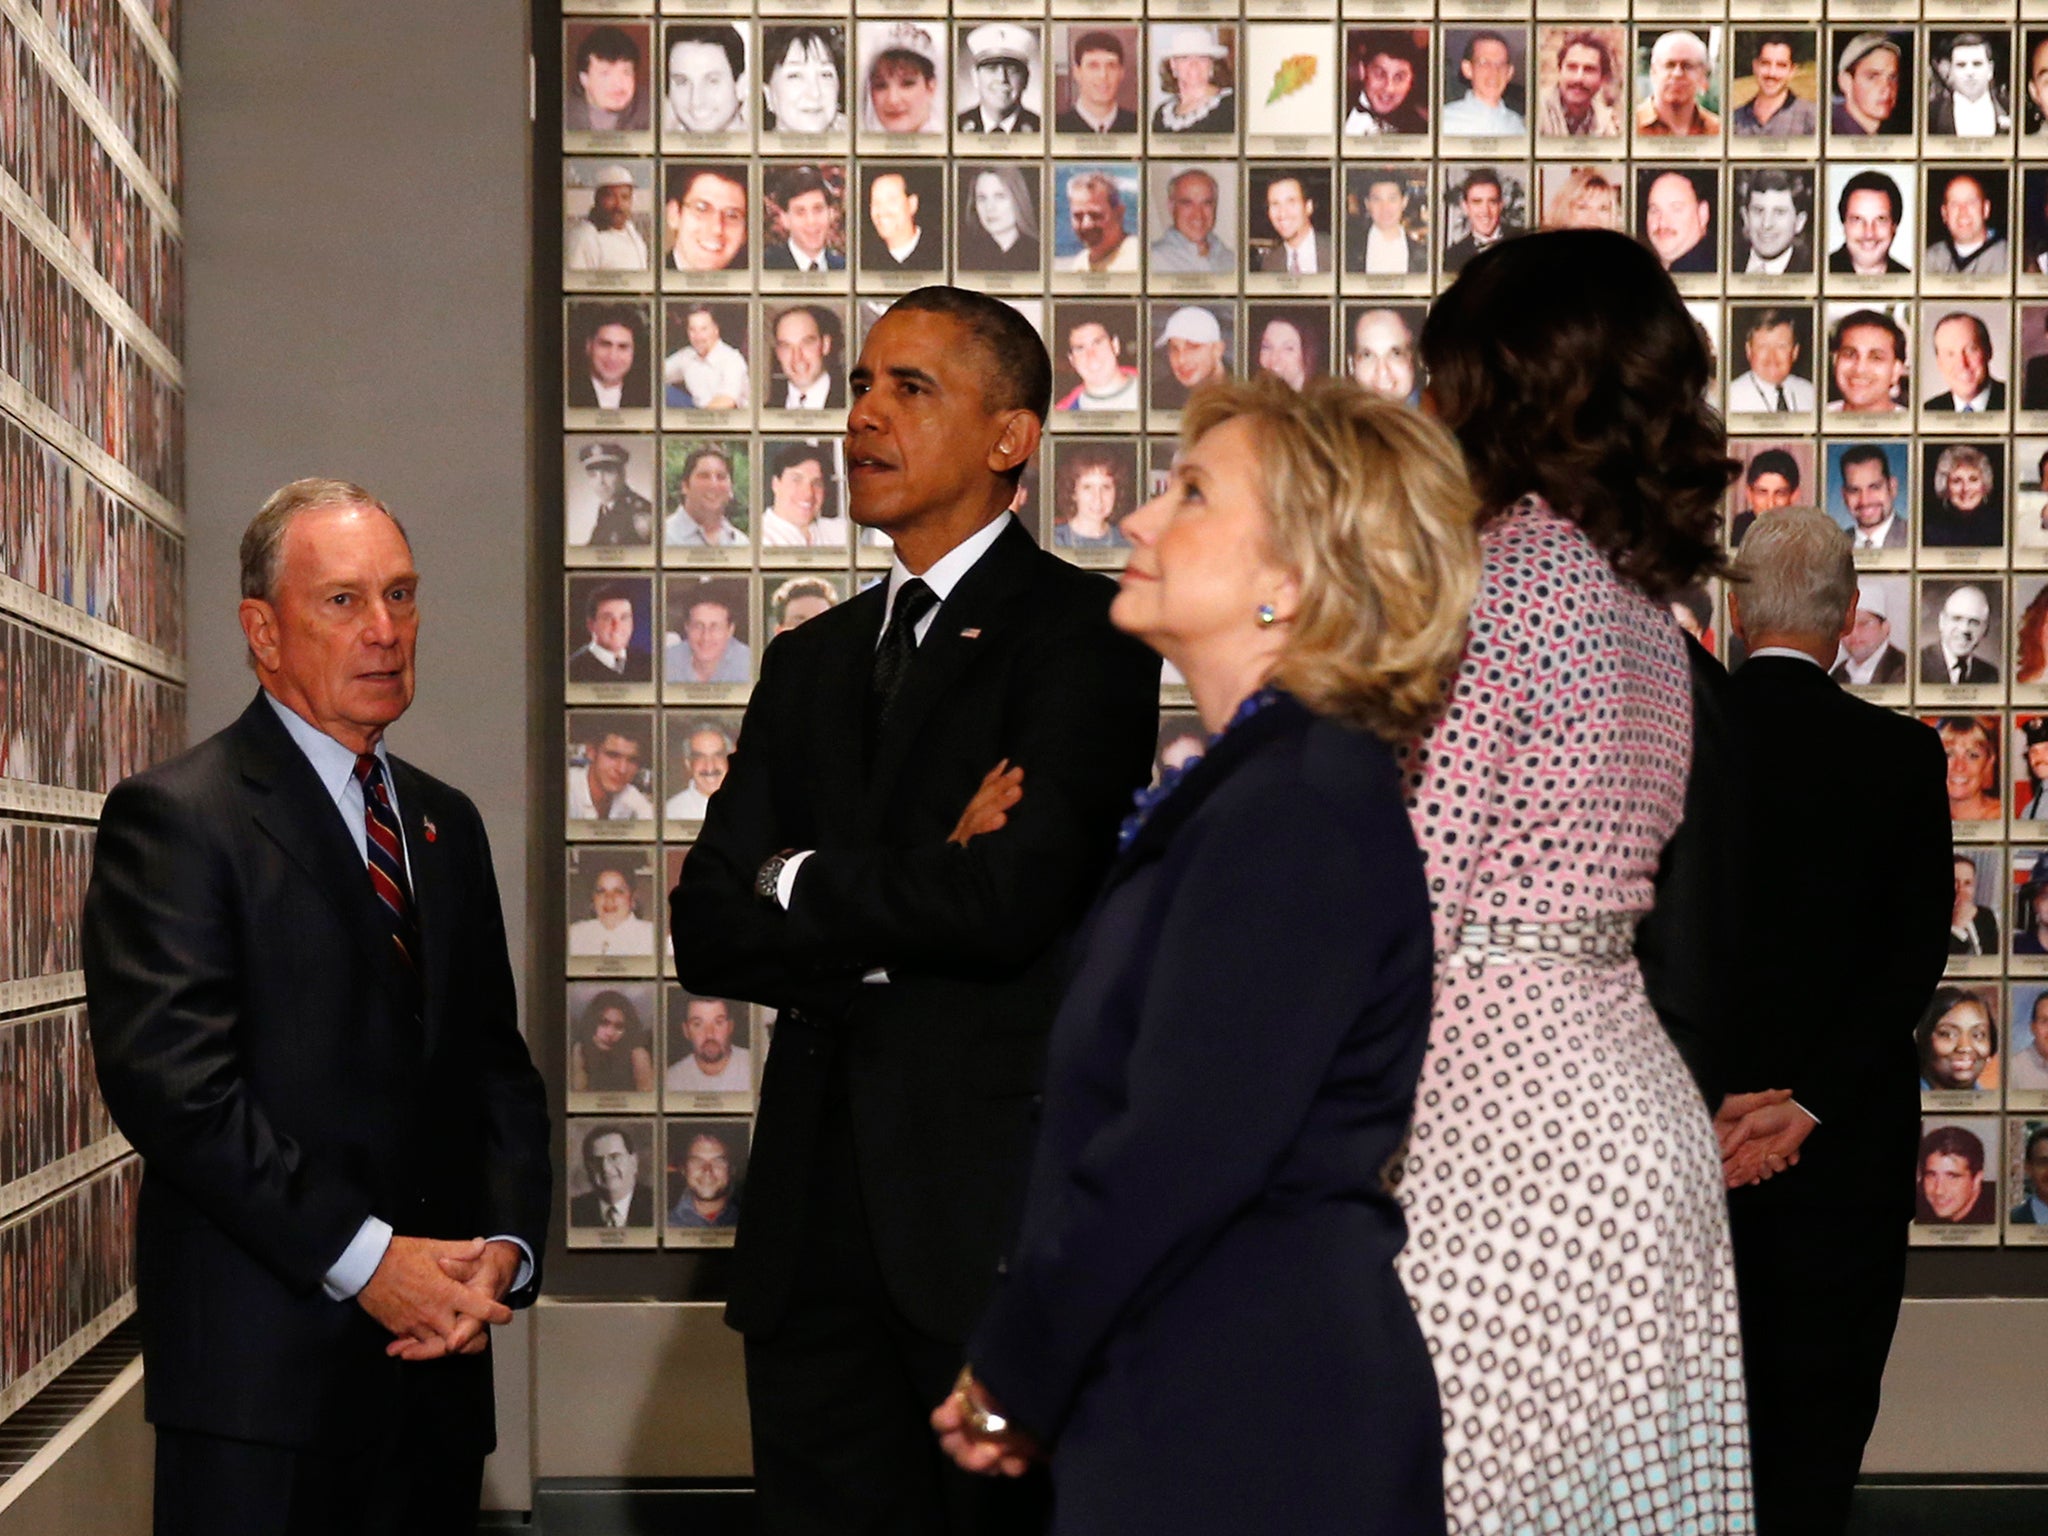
[{"x1": 934, "y1": 376, "x2": 1480, "y2": 1535}]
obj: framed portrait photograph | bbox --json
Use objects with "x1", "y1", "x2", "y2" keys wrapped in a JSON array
[
  {"x1": 2015, "y1": 435, "x2": 2048, "y2": 562},
  {"x1": 1534, "y1": 162, "x2": 1626, "y2": 232},
  {"x1": 1635, "y1": 164, "x2": 1720, "y2": 292},
  {"x1": 1145, "y1": 162, "x2": 1238, "y2": 293},
  {"x1": 1823, "y1": 164, "x2": 1916, "y2": 294},
  {"x1": 2005, "y1": 1118, "x2": 2048, "y2": 1239},
  {"x1": 1918, "y1": 582, "x2": 2005, "y2": 708},
  {"x1": 1924, "y1": 29, "x2": 2016, "y2": 153},
  {"x1": 1831, "y1": 574, "x2": 1911, "y2": 701},
  {"x1": 662, "y1": 573, "x2": 755, "y2": 699},
  {"x1": 1823, "y1": 303, "x2": 1914, "y2": 426},
  {"x1": 761, "y1": 300, "x2": 849, "y2": 423},
  {"x1": 1922, "y1": 166, "x2": 2014, "y2": 292},
  {"x1": 1727, "y1": 28, "x2": 1822, "y2": 153},
  {"x1": 1049, "y1": 300, "x2": 1143, "y2": 427},
  {"x1": 564, "y1": 20, "x2": 656, "y2": 150},
  {"x1": 2021, "y1": 849, "x2": 2048, "y2": 972},
  {"x1": 1826, "y1": 28, "x2": 1916, "y2": 149},
  {"x1": 2015, "y1": 982, "x2": 2048, "y2": 1104},
  {"x1": 564, "y1": 298, "x2": 656, "y2": 430},
  {"x1": 1340, "y1": 303, "x2": 1425, "y2": 405},
  {"x1": 662, "y1": 1117, "x2": 750, "y2": 1246},
  {"x1": 2020, "y1": 718, "x2": 2048, "y2": 837},
  {"x1": 1243, "y1": 23, "x2": 1338, "y2": 154},
  {"x1": 663, "y1": 989, "x2": 756, "y2": 1109},
  {"x1": 565, "y1": 573, "x2": 657, "y2": 703},
  {"x1": 565, "y1": 434, "x2": 658, "y2": 563},
  {"x1": 1342, "y1": 165, "x2": 1431, "y2": 291},
  {"x1": 661, "y1": 437, "x2": 751, "y2": 563},
  {"x1": 954, "y1": 22, "x2": 1046, "y2": 150},
  {"x1": 1342, "y1": 28, "x2": 1431, "y2": 150},
  {"x1": 1440, "y1": 163, "x2": 1529, "y2": 275},
  {"x1": 758, "y1": 24, "x2": 851, "y2": 150},
  {"x1": 759, "y1": 162, "x2": 849, "y2": 288},
  {"x1": 1530, "y1": 26, "x2": 1625, "y2": 150},
  {"x1": 1933, "y1": 712, "x2": 2010, "y2": 841},
  {"x1": 566, "y1": 709, "x2": 657, "y2": 838},
  {"x1": 1949, "y1": 849, "x2": 2007, "y2": 975},
  {"x1": 1631, "y1": 27, "x2": 1724, "y2": 155},
  {"x1": 2020, "y1": 170, "x2": 2048, "y2": 295},
  {"x1": 1246, "y1": 163, "x2": 1335, "y2": 291},
  {"x1": 659, "y1": 22, "x2": 751, "y2": 152},
  {"x1": 1921, "y1": 440, "x2": 2010, "y2": 569},
  {"x1": 1146, "y1": 24, "x2": 1239, "y2": 151},
  {"x1": 758, "y1": 438, "x2": 850, "y2": 558},
  {"x1": 856, "y1": 162, "x2": 946, "y2": 289},
  {"x1": 1051, "y1": 162, "x2": 1143, "y2": 291},
  {"x1": 1148, "y1": 302, "x2": 1235, "y2": 424},
  {"x1": 1918, "y1": 303, "x2": 2013, "y2": 432},
  {"x1": 2018, "y1": 576, "x2": 2048, "y2": 705},
  {"x1": 1049, "y1": 25, "x2": 1143, "y2": 153},
  {"x1": 564, "y1": 1118, "x2": 659, "y2": 1248},
  {"x1": 762, "y1": 571, "x2": 848, "y2": 638},
  {"x1": 956, "y1": 162, "x2": 1046, "y2": 289},
  {"x1": 1727, "y1": 167, "x2": 1817, "y2": 295},
  {"x1": 661, "y1": 299, "x2": 751, "y2": 425},
  {"x1": 855, "y1": 21, "x2": 949, "y2": 150},
  {"x1": 661, "y1": 711, "x2": 740, "y2": 833},
  {"x1": 1827, "y1": 439, "x2": 1912, "y2": 561},
  {"x1": 567, "y1": 981, "x2": 659, "y2": 1109},
  {"x1": 1048, "y1": 436, "x2": 1140, "y2": 564},
  {"x1": 1152, "y1": 714, "x2": 1206, "y2": 787},
  {"x1": 1726, "y1": 305, "x2": 1819, "y2": 424},
  {"x1": 2026, "y1": 30, "x2": 2048, "y2": 150},
  {"x1": 566, "y1": 845, "x2": 659, "y2": 976},
  {"x1": 1910, "y1": 1115, "x2": 2002, "y2": 1244},
  {"x1": 1440, "y1": 28, "x2": 1531, "y2": 152},
  {"x1": 563, "y1": 159, "x2": 655, "y2": 291},
  {"x1": 1728, "y1": 437, "x2": 1818, "y2": 543},
  {"x1": 659, "y1": 162, "x2": 751, "y2": 289},
  {"x1": 1246, "y1": 301, "x2": 1331, "y2": 392}
]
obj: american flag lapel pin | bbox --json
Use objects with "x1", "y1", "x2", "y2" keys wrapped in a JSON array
[
  {"x1": 422, "y1": 815, "x2": 438, "y2": 843},
  {"x1": 960, "y1": 627, "x2": 982, "y2": 639}
]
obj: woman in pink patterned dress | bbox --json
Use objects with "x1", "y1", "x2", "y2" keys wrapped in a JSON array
[{"x1": 1397, "y1": 230, "x2": 1753, "y2": 1534}]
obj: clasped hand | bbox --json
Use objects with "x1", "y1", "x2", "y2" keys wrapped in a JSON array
[
  {"x1": 931, "y1": 1372, "x2": 1041, "y2": 1478},
  {"x1": 1713, "y1": 1089, "x2": 1817, "y2": 1190},
  {"x1": 949, "y1": 760, "x2": 1025, "y2": 847},
  {"x1": 356, "y1": 1235, "x2": 520, "y2": 1361}
]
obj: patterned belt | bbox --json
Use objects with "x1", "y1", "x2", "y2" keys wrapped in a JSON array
[{"x1": 1449, "y1": 912, "x2": 1639, "y2": 968}]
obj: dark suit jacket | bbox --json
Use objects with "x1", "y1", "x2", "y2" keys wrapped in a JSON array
[
  {"x1": 1827, "y1": 247, "x2": 1908, "y2": 275},
  {"x1": 1919, "y1": 644, "x2": 1998, "y2": 685},
  {"x1": 1829, "y1": 643, "x2": 1908, "y2": 687},
  {"x1": 1344, "y1": 220, "x2": 1429, "y2": 274},
  {"x1": 568, "y1": 642, "x2": 651, "y2": 685},
  {"x1": 1923, "y1": 379, "x2": 2008, "y2": 412},
  {"x1": 673, "y1": 519, "x2": 1159, "y2": 1342},
  {"x1": 1442, "y1": 232, "x2": 1509, "y2": 274},
  {"x1": 567, "y1": 370, "x2": 651, "y2": 411},
  {"x1": 858, "y1": 224, "x2": 943, "y2": 272},
  {"x1": 1256, "y1": 231, "x2": 1335, "y2": 273},
  {"x1": 1731, "y1": 232, "x2": 1815, "y2": 273},
  {"x1": 771, "y1": 369, "x2": 847, "y2": 410},
  {"x1": 2024, "y1": 354, "x2": 2048, "y2": 412},
  {"x1": 1053, "y1": 105, "x2": 1137, "y2": 134},
  {"x1": 82, "y1": 695, "x2": 551, "y2": 1451},
  {"x1": 967, "y1": 697, "x2": 1445, "y2": 1533},
  {"x1": 1723, "y1": 658, "x2": 1949, "y2": 1215},
  {"x1": 568, "y1": 1185, "x2": 656, "y2": 1227},
  {"x1": 957, "y1": 107, "x2": 1042, "y2": 132},
  {"x1": 761, "y1": 242, "x2": 846, "y2": 271},
  {"x1": 1636, "y1": 635, "x2": 1741, "y2": 1107},
  {"x1": 1664, "y1": 235, "x2": 1717, "y2": 274}
]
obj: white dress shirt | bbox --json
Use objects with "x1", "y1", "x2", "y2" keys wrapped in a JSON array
[
  {"x1": 262, "y1": 695, "x2": 534, "y2": 1300},
  {"x1": 1363, "y1": 225, "x2": 1410, "y2": 274},
  {"x1": 1728, "y1": 371, "x2": 1816, "y2": 413},
  {"x1": 782, "y1": 374, "x2": 833, "y2": 411},
  {"x1": 667, "y1": 340, "x2": 751, "y2": 409}
]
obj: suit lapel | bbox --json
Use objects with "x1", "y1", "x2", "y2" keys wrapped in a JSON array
[
  {"x1": 387, "y1": 758, "x2": 451, "y2": 1055},
  {"x1": 232, "y1": 695, "x2": 410, "y2": 1012},
  {"x1": 861, "y1": 522, "x2": 1038, "y2": 824}
]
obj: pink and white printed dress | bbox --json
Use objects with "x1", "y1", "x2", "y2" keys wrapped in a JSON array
[{"x1": 1394, "y1": 497, "x2": 1753, "y2": 1535}]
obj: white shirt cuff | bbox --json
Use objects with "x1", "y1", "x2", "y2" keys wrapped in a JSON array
[
  {"x1": 775, "y1": 850, "x2": 814, "y2": 909},
  {"x1": 323, "y1": 1216, "x2": 394, "y2": 1300},
  {"x1": 488, "y1": 1235, "x2": 536, "y2": 1294},
  {"x1": 1792, "y1": 1100, "x2": 1820, "y2": 1127}
]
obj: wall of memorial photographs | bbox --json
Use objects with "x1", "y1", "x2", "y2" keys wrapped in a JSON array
[
  {"x1": 0, "y1": 0, "x2": 181, "y2": 1426},
  {"x1": 550, "y1": 0, "x2": 2048, "y2": 1263}
]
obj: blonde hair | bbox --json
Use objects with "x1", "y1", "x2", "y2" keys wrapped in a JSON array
[{"x1": 1179, "y1": 375, "x2": 1481, "y2": 739}]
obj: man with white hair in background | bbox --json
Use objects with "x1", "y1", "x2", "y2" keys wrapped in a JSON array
[{"x1": 1720, "y1": 507, "x2": 1949, "y2": 1535}]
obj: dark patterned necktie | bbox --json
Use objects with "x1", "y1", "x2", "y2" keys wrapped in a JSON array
[
  {"x1": 354, "y1": 754, "x2": 420, "y2": 986},
  {"x1": 867, "y1": 578, "x2": 937, "y2": 744}
]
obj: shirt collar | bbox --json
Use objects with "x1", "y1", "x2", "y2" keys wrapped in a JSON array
[
  {"x1": 264, "y1": 690, "x2": 390, "y2": 804},
  {"x1": 885, "y1": 511, "x2": 1012, "y2": 622},
  {"x1": 1748, "y1": 647, "x2": 1825, "y2": 669}
]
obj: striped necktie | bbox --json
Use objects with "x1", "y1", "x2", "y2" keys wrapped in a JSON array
[{"x1": 354, "y1": 754, "x2": 420, "y2": 986}]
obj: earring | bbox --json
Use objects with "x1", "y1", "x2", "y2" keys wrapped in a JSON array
[{"x1": 1256, "y1": 603, "x2": 1277, "y2": 627}]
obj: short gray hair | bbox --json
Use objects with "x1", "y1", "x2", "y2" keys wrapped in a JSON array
[
  {"x1": 1732, "y1": 507, "x2": 1855, "y2": 639},
  {"x1": 239, "y1": 478, "x2": 407, "y2": 603}
]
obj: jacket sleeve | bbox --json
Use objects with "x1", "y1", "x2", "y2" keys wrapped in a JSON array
[
  {"x1": 781, "y1": 620, "x2": 1159, "y2": 975},
  {"x1": 449, "y1": 793, "x2": 554, "y2": 1303},
  {"x1": 82, "y1": 776, "x2": 374, "y2": 1295},
  {"x1": 966, "y1": 786, "x2": 1425, "y2": 1442}
]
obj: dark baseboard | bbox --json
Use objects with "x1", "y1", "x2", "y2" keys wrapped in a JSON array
[
  {"x1": 1850, "y1": 1477, "x2": 2048, "y2": 1535},
  {"x1": 532, "y1": 1480, "x2": 754, "y2": 1534}
]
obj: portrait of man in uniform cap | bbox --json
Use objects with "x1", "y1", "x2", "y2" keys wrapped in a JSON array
[
  {"x1": 575, "y1": 441, "x2": 655, "y2": 548},
  {"x1": 959, "y1": 24, "x2": 1041, "y2": 133}
]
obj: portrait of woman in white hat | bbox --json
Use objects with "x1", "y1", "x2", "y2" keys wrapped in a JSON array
[{"x1": 1151, "y1": 25, "x2": 1236, "y2": 135}]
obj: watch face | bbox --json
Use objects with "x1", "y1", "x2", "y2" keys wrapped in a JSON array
[{"x1": 755, "y1": 854, "x2": 785, "y2": 901}]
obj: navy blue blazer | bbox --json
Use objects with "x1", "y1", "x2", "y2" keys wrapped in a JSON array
[{"x1": 968, "y1": 695, "x2": 1446, "y2": 1536}]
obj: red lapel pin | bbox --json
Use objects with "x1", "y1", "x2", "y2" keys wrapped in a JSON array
[{"x1": 422, "y1": 816, "x2": 438, "y2": 843}]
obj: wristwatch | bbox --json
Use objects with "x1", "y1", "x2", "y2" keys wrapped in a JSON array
[{"x1": 755, "y1": 850, "x2": 794, "y2": 904}]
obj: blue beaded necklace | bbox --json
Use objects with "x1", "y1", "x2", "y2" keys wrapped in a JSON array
[{"x1": 1117, "y1": 685, "x2": 1285, "y2": 851}]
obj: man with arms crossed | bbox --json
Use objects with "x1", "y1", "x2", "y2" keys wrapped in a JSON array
[
  {"x1": 1719, "y1": 511, "x2": 1950, "y2": 1536},
  {"x1": 674, "y1": 287, "x2": 1158, "y2": 1534},
  {"x1": 83, "y1": 481, "x2": 551, "y2": 1533}
]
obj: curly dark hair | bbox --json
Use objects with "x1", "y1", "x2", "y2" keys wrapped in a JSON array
[{"x1": 1418, "y1": 228, "x2": 1735, "y2": 600}]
